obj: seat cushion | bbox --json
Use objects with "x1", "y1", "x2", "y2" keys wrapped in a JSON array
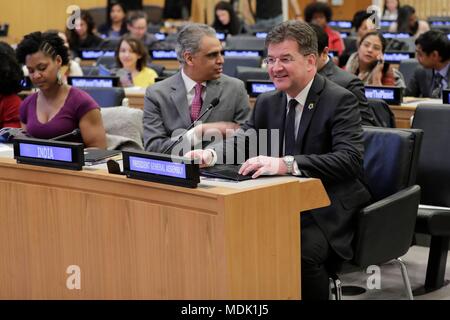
[{"x1": 416, "y1": 208, "x2": 450, "y2": 236}]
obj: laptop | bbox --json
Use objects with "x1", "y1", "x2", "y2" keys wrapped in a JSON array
[
  {"x1": 84, "y1": 149, "x2": 122, "y2": 165},
  {"x1": 200, "y1": 164, "x2": 254, "y2": 182}
]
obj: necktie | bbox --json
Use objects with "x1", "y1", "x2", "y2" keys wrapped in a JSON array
[
  {"x1": 431, "y1": 73, "x2": 444, "y2": 99},
  {"x1": 190, "y1": 83, "x2": 203, "y2": 122},
  {"x1": 285, "y1": 99, "x2": 298, "y2": 156}
]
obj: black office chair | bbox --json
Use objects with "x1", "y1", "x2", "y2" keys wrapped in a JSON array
[
  {"x1": 235, "y1": 66, "x2": 270, "y2": 83},
  {"x1": 367, "y1": 99, "x2": 396, "y2": 128},
  {"x1": 225, "y1": 35, "x2": 266, "y2": 51},
  {"x1": 223, "y1": 56, "x2": 261, "y2": 78},
  {"x1": 96, "y1": 56, "x2": 117, "y2": 70},
  {"x1": 399, "y1": 59, "x2": 420, "y2": 86},
  {"x1": 80, "y1": 87, "x2": 125, "y2": 108},
  {"x1": 411, "y1": 104, "x2": 450, "y2": 294},
  {"x1": 331, "y1": 126, "x2": 423, "y2": 300},
  {"x1": 143, "y1": 5, "x2": 164, "y2": 26}
]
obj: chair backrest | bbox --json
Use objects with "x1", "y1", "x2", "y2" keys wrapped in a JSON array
[
  {"x1": 87, "y1": 7, "x2": 106, "y2": 31},
  {"x1": 101, "y1": 107, "x2": 144, "y2": 151},
  {"x1": 367, "y1": 99, "x2": 396, "y2": 128},
  {"x1": 235, "y1": 66, "x2": 269, "y2": 82},
  {"x1": 143, "y1": 5, "x2": 164, "y2": 26},
  {"x1": 223, "y1": 56, "x2": 261, "y2": 78},
  {"x1": 80, "y1": 87, "x2": 125, "y2": 108},
  {"x1": 81, "y1": 66, "x2": 100, "y2": 76},
  {"x1": 399, "y1": 58, "x2": 419, "y2": 85},
  {"x1": 96, "y1": 56, "x2": 117, "y2": 69},
  {"x1": 362, "y1": 126, "x2": 423, "y2": 201},
  {"x1": 412, "y1": 104, "x2": 450, "y2": 206},
  {"x1": 148, "y1": 62, "x2": 165, "y2": 76},
  {"x1": 99, "y1": 38, "x2": 121, "y2": 50},
  {"x1": 225, "y1": 35, "x2": 266, "y2": 51}
]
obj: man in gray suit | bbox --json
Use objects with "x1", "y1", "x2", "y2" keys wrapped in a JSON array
[
  {"x1": 310, "y1": 23, "x2": 377, "y2": 126},
  {"x1": 143, "y1": 23, "x2": 250, "y2": 153},
  {"x1": 405, "y1": 30, "x2": 450, "y2": 98}
]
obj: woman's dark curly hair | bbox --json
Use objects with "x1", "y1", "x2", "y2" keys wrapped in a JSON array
[
  {"x1": 16, "y1": 31, "x2": 70, "y2": 66},
  {"x1": 0, "y1": 42, "x2": 24, "y2": 95}
]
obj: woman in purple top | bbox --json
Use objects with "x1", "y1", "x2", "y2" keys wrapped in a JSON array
[{"x1": 16, "y1": 31, "x2": 106, "y2": 148}]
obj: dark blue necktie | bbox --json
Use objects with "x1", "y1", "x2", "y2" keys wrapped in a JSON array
[
  {"x1": 431, "y1": 73, "x2": 444, "y2": 98},
  {"x1": 285, "y1": 99, "x2": 298, "y2": 156}
]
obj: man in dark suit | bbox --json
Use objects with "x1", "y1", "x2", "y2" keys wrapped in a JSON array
[
  {"x1": 143, "y1": 23, "x2": 250, "y2": 153},
  {"x1": 187, "y1": 21, "x2": 371, "y2": 300},
  {"x1": 310, "y1": 23, "x2": 377, "y2": 126},
  {"x1": 405, "y1": 30, "x2": 450, "y2": 98}
]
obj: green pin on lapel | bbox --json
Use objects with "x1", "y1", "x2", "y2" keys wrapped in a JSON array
[{"x1": 308, "y1": 103, "x2": 314, "y2": 110}]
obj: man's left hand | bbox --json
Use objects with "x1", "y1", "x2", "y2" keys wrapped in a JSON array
[{"x1": 238, "y1": 156, "x2": 288, "y2": 179}]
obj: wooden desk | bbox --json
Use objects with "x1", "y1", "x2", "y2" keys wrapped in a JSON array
[{"x1": 0, "y1": 158, "x2": 329, "y2": 299}]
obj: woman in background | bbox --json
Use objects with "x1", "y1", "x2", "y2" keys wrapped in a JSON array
[
  {"x1": 212, "y1": 1, "x2": 246, "y2": 36},
  {"x1": 382, "y1": 0, "x2": 400, "y2": 21},
  {"x1": 98, "y1": 0, "x2": 128, "y2": 39},
  {"x1": 115, "y1": 35, "x2": 158, "y2": 88},
  {"x1": 345, "y1": 31, "x2": 405, "y2": 87},
  {"x1": 389, "y1": 5, "x2": 430, "y2": 39},
  {"x1": 0, "y1": 42, "x2": 23, "y2": 128},
  {"x1": 16, "y1": 31, "x2": 106, "y2": 148},
  {"x1": 66, "y1": 10, "x2": 103, "y2": 54}
]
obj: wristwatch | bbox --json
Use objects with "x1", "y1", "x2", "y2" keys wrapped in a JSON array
[{"x1": 283, "y1": 156, "x2": 295, "y2": 174}]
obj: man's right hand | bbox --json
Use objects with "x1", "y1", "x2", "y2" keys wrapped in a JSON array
[{"x1": 184, "y1": 149, "x2": 214, "y2": 168}]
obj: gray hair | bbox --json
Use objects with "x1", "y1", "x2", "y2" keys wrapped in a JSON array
[
  {"x1": 175, "y1": 23, "x2": 217, "y2": 64},
  {"x1": 265, "y1": 20, "x2": 318, "y2": 56}
]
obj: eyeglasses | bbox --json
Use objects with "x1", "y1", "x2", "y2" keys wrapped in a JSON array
[
  {"x1": 361, "y1": 41, "x2": 382, "y2": 52},
  {"x1": 263, "y1": 56, "x2": 296, "y2": 66}
]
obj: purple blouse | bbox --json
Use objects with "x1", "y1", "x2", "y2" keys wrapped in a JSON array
[{"x1": 20, "y1": 87, "x2": 99, "y2": 140}]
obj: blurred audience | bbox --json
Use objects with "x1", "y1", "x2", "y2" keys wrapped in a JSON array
[
  {"x1": 389, "y1": 5, "x2": 430, "y2": 39},
  {"x1": 66, "y1": 10, "x2": 103, "y2": 55},
  {"x1": 382, "y1": 0, "x2": 400, "y2": 21},
  {"x1": 98, "y1": 0, "x2": 128, "y2": 39},
  {"x1": 212, "y1": 1, "x2": 247, "y2": 35},
  {"x1": 345, "y1": 31, "x2": 406, "y2": 87},
  {"x1": 126, "y1": 10, "x2": 158, "y2": 49}
]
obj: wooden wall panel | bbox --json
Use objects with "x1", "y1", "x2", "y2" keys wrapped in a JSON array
[
  {"x1": 0, "y1": 0, "x2": 165, "y2": 44},
  {"x1": 399, "y1": 0, "x2": 450, "y2": 19}
]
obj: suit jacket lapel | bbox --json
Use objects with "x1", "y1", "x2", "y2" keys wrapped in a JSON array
[
  {"x1": 170, "y1": 72, "x2": 191, "y2": 128},
  {"x1": 296, "y1": 74, "x2": 324, "y2": 153},
  {"x1": 202, "y1": 78, "x2": 222, "y2": 122}
]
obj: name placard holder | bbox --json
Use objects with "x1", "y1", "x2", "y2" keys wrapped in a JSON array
[
  {"x1": 246, "y1": 80, "x2": 276, "y2": 97},
  {"x1": 13, "y1": 138, "x2": 84, "y2": 170},
  {"x1": 122, "y1": 151, "x2": 200, "y2": 188},
  {"x1": 365, "y1": 86, "x2": 403, "y2": 105}
]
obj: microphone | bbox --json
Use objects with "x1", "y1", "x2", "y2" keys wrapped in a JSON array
[
  {"x1": 51, "y1": 129, "x2": 81, "y2": 141},
  {"x1": 162, "y1": 97, "x2": 220, "y2": 154}
]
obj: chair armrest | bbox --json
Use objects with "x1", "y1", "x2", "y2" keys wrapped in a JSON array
[{"x1": 352, "y1": 185, "x2": 421, "y2": 267}]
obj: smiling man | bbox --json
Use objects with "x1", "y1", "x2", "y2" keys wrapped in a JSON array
[
  {"x1": 188, "y1": 21, "x2": 371, "y2": 300},
  {"x1": 143, "y1": 23, "x2": 250, "y2": 153}
]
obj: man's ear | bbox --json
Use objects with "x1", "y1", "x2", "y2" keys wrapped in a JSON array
[{"x1": 184, "y1": 51, "x2": 194, "y2": 66}]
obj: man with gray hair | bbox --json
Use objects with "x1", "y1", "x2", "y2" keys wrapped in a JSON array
[
  {"x1": 187, "y1": 20, "x2": 371, "y2": 300},
  {"x1": 143, "y1": 23, "x2": 250, "y2": 153}
]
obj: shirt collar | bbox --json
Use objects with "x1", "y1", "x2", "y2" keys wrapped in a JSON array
[
  {"x1": 286, "y1": 77, "x2": 315, "y2": 108},
  {"x1": 181, "y1": 68, "x2": 206, "y2": 93},
  {"x1": 436, "y1": 62, "x2": 450, "y2": 79}
]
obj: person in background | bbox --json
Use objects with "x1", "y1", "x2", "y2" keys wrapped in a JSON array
[
  {"x1": 304, "y1": 2, "x2": 344, "y2": 56},
  {"x1": 163, "y1": 0, "x2": 192, "y2": 20},
  {"x1": 406, "y1": 30, "x2": 450, "y2": 98},
  {"x1": 339, "y1": 10, "x2": 376, "y2": 67},
  {"x1": 389, "y1": 5, "x2": 430, "y2": 39},
  {"x1": 66, "y1": 10, "x2": 103, "y2": 55},
  {"x1": 242, "y1": 0, "x2": 302, "y2": 31},
  {"x1": 16, "y1": 32, "x2": 106, "y2": 148},
  {"x1": 115, "y1": 35, "x2": 158, "y2": 88},
  {"x1": 126, "y1": 10, "x2": 158, "y2": 49},
  {"x1": 212, "y1": 1, "x2": 247, "y2": 36},
  {"x1": 143, "y1": 23, "x2": 250, "y2": 153},
  {"x1": 310, "y1": 24, "x2": 376, "y2": 126},
  {"x1": 345, "y1": 31, "x2": 406, "y2": 87},
  {"x1": 98, "y1": 0, "x2": 128, "y2": 39},
  {"x1": 0, "y1": 42, "x2": 23, "y2": 128},
  {"x1": 382, "y1": 0, "x2": 400, "y2": 21}
]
